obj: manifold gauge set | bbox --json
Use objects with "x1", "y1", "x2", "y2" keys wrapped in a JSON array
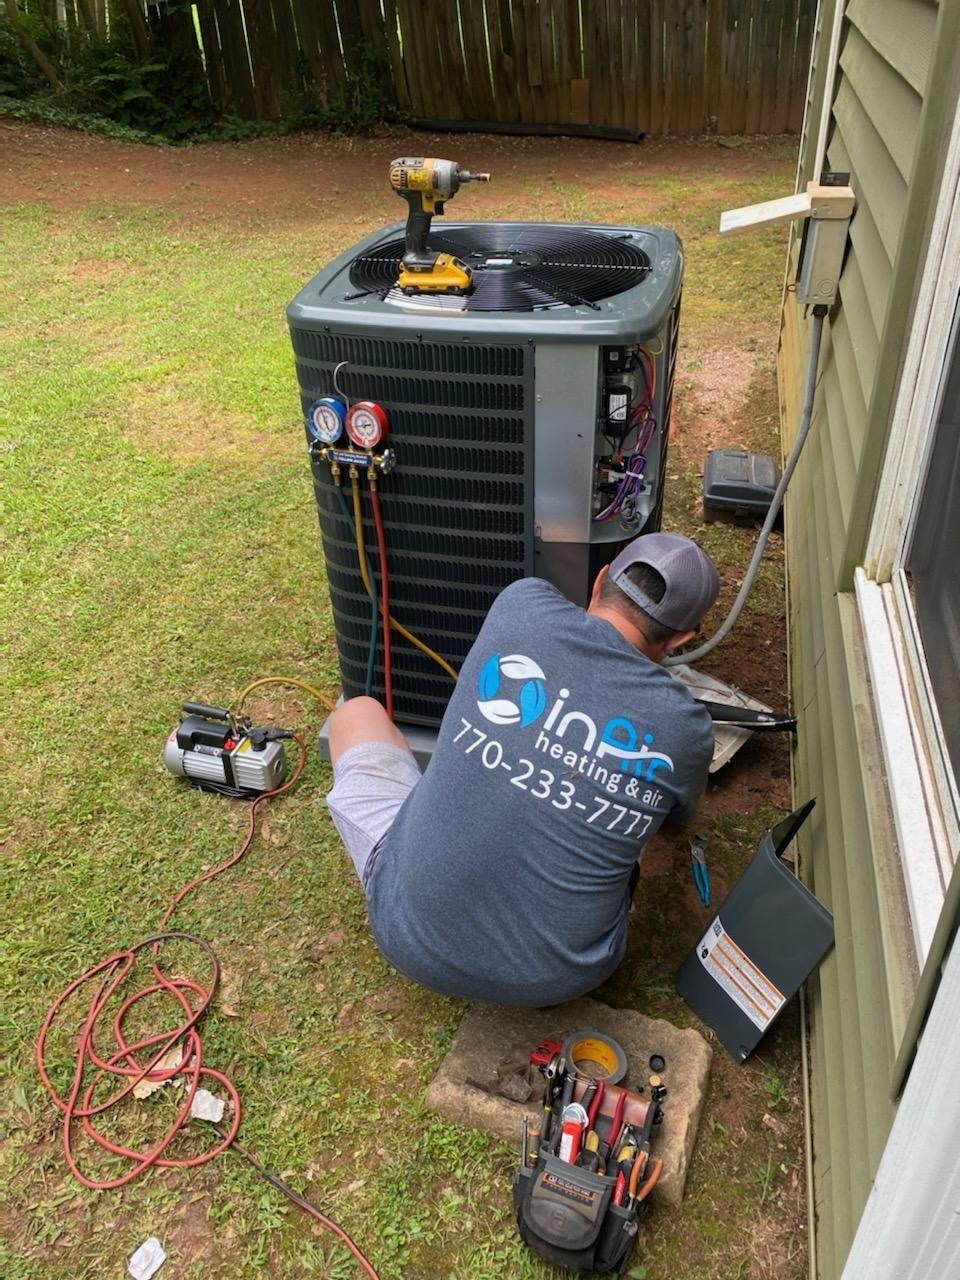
[{"x1": 306, "y1": 394, "x2": 395, "y2": 474}]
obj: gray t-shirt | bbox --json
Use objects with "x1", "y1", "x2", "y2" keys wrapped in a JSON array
[{"x1": 365, "y1": 578, "x2": 713, "y2": 1006}]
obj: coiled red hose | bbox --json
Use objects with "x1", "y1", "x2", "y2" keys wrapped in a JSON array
[{"x1": 34, "y1": 736, "x2": 382, "y2": 1278}]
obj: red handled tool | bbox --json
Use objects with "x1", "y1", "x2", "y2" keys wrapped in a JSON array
[
  {"x1": 601, "y1": 1088, "x2": 627, "y2": 1161},
  {"x1": 586, "y1": 1079, "x2": 605, "y2": 1130},
  {"x1": 530, "y1": 1038, "x2": 564, "y2": 1068}
]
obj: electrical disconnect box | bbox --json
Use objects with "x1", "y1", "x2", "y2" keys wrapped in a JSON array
[
  {"x1": 720, "y1": 172, "x2": 854, "y2": 307},
  {"x1": 287, "y1": 221, "x2": 684, "y2": 729}
]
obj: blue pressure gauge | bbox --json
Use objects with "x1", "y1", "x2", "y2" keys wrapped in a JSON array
[{"x1": 307, "y1": 396, "x2": 347, "y2": 445}]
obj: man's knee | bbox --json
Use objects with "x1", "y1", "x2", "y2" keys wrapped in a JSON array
[
  {"x1": 332, "y1": 696, "x2": 387, "y2": 732},
  {"x1": 329, "y1": 695, "x2": 408, "y2": 761}
]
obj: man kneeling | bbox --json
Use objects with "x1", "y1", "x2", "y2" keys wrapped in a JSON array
[{"x1": 325, "y1": 532, "x2": 719, "y2": 1008}]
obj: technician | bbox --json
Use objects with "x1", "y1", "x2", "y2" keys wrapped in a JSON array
[{"x1": 325, "y1": 532, "x2": 719, "y2": 1008}]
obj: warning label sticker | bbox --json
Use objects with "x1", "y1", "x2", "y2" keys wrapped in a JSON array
[{"x1": 695, "y1": 917, "x2": 786, "y2": 1031}]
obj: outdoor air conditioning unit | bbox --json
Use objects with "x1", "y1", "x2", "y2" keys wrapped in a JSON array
[{"x1": 287, "y1": 221, "x2": 682, "y2": 744}]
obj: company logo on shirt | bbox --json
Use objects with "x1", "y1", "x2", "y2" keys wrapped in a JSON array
[
  {"x1": 476, "y1": 651, "x2": 675, "y2": 782},
  {"x1": 476, "y1": 653, "x2": 548, "y2": 727}
]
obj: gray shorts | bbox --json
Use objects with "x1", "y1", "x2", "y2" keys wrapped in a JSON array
[{"x1": 326, "y1": 741, "x2": 422, "y2": 885}]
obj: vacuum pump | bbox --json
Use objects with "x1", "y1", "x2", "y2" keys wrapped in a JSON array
[{"x1": 163, "y1": 701, "x2": 292, "y2": 797}]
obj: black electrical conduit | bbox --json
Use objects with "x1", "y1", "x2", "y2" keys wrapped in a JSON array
[
  {"x1": 665, "y1": 305, "x2": 828, "y2": 668},
  {"x1": 408, "y1": 117, "x2": 645, "y2": 143}
]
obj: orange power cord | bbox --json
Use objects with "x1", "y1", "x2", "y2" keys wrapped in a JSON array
[{"x1": 35, "y1": 733, "x2": 381, "y2": 1279}]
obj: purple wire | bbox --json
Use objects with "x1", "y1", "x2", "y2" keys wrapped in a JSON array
[
  {"x1": 595, "y1": 452, "x2": 646, "y2": 522},
  {"x1": 593, "y1": 400, "x2": 657, "y2": 523}
]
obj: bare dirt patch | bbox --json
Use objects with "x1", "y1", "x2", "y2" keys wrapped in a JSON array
[
  {"x1": 121, "y1": 382, "x2": 291, "y2": 464},
  {"x1": 71, "y1": 257, "x2": 129, "y2": 282},
  {"x1": 0, "y1": 121, "x2": 795, "y2": 227},
  {"x1": 683, "y1": 344, "x2": 764, "y2": 428}
]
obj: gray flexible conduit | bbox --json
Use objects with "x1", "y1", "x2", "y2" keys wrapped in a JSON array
[{"x1": 665, "y1": 307, "x2": 827, "y2": 668}]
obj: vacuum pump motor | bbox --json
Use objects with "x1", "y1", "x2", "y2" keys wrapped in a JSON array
[{"x1": 163, "y1": 701, "x2": 290, "y2": 797}]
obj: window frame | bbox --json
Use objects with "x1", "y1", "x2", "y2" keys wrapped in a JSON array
[{"x1": 859, "y1": 103, "x2": 960, "y2": 964}]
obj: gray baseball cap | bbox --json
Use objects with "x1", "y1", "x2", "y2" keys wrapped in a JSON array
[{"x1": 608, "y1": 532, "x2": 720, "y2": 631}]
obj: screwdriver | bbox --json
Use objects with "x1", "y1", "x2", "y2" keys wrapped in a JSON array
[
  {"x1": 585, "y1": 1078, "x2": 605, "y2": 1137},
  {"x1": 553, "y1": 1069, "x2": 576, "y2": 1155},
  {"x1": 580, "y1": 1128, "x2": 603, "y2": 1174},
  {"x1": 611, "y1": 1137, "x2": 638, "y2": 1206},
  {"x1": 600, "y1": 1089, "x2": 627, "y2": 1162},
  {"x1": 540, "y1": 1053, "x2": 562, "y2": 1149}
]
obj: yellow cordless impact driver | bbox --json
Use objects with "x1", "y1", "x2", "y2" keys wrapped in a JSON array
[{"x1": 389, "y1": 157, "x2": 491, "y2": 295}]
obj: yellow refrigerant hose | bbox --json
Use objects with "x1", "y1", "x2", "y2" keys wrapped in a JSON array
[
  {"x1": 233, "y1": 480, "x2": 458, "y2": 717},
  {"x1": 234, "y1": 676, "x2": 337, "y2": 715},
  {"x1": 350, "y1": 473, "x2": 459, "y2": 682}
]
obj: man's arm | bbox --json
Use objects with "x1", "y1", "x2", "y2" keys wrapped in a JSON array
[{"x1": 666, "y1": 709, "x2": 714, "y2": 826}]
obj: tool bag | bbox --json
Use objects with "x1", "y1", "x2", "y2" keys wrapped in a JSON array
[{"x1": 513, "y1": 1152, "x2": 645, "y2": 1275}]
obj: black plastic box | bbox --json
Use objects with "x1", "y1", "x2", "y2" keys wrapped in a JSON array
[{"x1": 702, "y1": 449, "x2": 781, "y2": 523}]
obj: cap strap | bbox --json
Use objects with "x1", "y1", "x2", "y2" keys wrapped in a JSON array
[{"x1": 612, "y1": 569, "x2": 664, "y2": 621}]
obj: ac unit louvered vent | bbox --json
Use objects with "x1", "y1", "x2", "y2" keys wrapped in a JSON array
[{"x1": 298, "y1": 332, "x2": 533, "y2": 725}]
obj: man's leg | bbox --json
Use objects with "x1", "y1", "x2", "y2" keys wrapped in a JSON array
[
  {"x1": 325, "y1": 697, "x2": 421, "y2": 886},
  {"x1": 328, "y1": 695, "x2": 412, "y2": 763}
]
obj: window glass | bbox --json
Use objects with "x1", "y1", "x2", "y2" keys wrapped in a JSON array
[{"x1": 907, "y1": 333, "x2": 960, "y2": 780}]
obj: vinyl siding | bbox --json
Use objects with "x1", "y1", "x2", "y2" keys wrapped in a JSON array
[{"x1": 776, "y1": 1, "x2": 956, "y2": 1276}]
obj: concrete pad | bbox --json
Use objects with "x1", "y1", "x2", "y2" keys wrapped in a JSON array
[{"x1": 424, "y1": 997, "x2": 711, "y2": 1206}]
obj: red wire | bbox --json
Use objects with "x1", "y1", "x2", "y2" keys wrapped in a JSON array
[
  {"x1": 226, "y1": 1136, "x2": 381, "y2": 1280},
  {"x1": 368, "y1": 485, "x2": 394, "y2": 721},
  {"x1": 34, "y1": 735, "x2": 382, "y2": 1278},
  {"x1": 157, "y1": 733, "x2": 307, "y2": 934}
]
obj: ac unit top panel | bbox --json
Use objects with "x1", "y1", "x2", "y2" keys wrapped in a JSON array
[{"x1": 287, "y1": 222, "x2": 682, "y2": 343}]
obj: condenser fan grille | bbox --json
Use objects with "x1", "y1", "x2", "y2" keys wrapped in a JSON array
[{"x1": 349, "y1": 225, "x2": 651, "y2": 311}]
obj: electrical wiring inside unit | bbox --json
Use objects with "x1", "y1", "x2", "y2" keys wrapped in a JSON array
[{"x1": 594, "y1": 346, "x2": 659, "y2": 528}]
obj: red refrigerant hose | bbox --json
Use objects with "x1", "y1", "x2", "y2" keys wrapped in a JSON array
[{"x1": 369, "y1": 484, "x2": 395, "y2": 721}]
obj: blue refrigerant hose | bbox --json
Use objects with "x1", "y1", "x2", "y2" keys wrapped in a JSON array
[
  {"x1": 334, "y1": 483, "x2": 379, "y2": 697},
  {"x1": 665, "y1": 307, "x2": 827, "y2": 668}
]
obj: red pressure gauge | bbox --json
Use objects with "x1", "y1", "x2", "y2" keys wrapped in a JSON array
[{"x1": 345, "y1": 401, "x2": 389, "y2": 450}]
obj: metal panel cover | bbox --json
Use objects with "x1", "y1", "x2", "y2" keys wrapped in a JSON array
[{"x1": 676, "y1": 804, "x2": 835, "y2": 1061}]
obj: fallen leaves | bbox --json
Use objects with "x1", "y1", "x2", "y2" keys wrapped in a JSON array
[{"x1": 132, "y1": 1046, "x2": 183, "y2": 1101}]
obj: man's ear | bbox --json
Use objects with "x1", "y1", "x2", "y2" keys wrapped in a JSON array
[
  {"x1": 589, "y1": 564, "x2": 610, "y2": 608},
  {"x1": 663, "y1": 628, "x2": 696, "y2": 657}
]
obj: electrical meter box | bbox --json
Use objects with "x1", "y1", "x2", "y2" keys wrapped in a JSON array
[{"x1": 288, "y1": 221, "x2": 683, "y2": 729}]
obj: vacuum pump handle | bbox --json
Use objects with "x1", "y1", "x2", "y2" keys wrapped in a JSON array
[{"x1": 182, "y1": 701, "x2": 232, "y2": 721}]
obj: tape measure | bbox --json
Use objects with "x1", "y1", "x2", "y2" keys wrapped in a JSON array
[{"x1": 562, "y1": 1030, "x2": 628, "y2": 1084}]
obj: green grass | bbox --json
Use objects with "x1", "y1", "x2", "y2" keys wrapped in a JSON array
[{"x1": 2, "y1": 130, "x2": 803, "y2": 1278}]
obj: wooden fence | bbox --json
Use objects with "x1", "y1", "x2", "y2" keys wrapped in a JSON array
[{"x1": 192, "y1": 0, "x2": 815, "y2": 135}]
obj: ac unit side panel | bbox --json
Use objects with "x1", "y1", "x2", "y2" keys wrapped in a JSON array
[{"x1": 533, "y1": 342, "x2": 601, "y2": 545}]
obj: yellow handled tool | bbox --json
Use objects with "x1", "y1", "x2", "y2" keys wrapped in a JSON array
[{"x1": 388, "y1": 157, "x2": 490, "y2": 295}]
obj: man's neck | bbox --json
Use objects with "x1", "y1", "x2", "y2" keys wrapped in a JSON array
[{"x1": 587, "y1": 604, "x2": 662, "y2": 662}]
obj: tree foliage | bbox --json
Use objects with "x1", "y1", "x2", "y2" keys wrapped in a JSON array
[{"x1": 1, "y1": 0, "x2": 392, "y2": 141}]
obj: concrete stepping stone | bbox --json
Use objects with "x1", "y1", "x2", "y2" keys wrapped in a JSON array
[{"x1": 425, "y1": 996, "x2": 711, "y2": 1205}]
